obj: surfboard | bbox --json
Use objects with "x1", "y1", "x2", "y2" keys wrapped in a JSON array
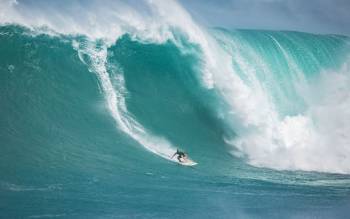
[
  {"x1": 173, "y1": 157, "x2": 198, "y2": 166},
  {"x1": 179, "y1": 159, "x2": 197, "y2": 166}
]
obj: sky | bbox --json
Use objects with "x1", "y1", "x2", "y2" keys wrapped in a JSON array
[
  {"x1": 2, "y1": 0, "x2": 350, "y2": 36},
  {"x1": 179, "y1": 0, "x2": 350, "y2": 36}
]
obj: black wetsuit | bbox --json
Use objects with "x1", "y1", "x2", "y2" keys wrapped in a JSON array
[{"x1": 174, "y1": 151, "x2": 186, "y2": 162}]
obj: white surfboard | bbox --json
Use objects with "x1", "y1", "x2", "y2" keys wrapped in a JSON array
[
  {"x1": 172, "y1": 157, "x2": 198, "y2": 166},
  {"x1": 179, "y1": 159, "x2": 197, "y2": 166}
]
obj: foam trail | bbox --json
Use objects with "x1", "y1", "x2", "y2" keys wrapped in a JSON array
[{"x1": 73, "y1": 40, "x2": 176, "y2": 161}]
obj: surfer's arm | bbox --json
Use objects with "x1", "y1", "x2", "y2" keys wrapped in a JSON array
[{"x1": 171, "y1": 152, "x2": 177, "y2": 159}]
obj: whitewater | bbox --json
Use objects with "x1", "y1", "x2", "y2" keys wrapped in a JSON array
[{"x1": 1, "y1": 0, "x2": 350, "y2": 218}]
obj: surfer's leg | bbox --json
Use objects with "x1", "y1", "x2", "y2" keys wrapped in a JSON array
[{"x1": 177, "y1": 156, "x2": 182, "y2": 162}]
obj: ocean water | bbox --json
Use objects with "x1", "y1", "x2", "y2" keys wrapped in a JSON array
[{"x1": 1, "y1": 1, "x2": 350, "y2": 218}]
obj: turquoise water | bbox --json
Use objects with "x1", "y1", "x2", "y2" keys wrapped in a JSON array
[{"x1": 1, "y1": 24, "x2": 350, "y2": 218}]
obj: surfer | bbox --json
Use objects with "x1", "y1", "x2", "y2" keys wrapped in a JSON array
[{"x1": 171, "y1": 149, "x2": 187, "y2": 163}]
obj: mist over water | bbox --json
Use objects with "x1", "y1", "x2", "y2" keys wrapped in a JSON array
[{"x1": 1, "y1": 0, "x2": 350, "y2": 218}]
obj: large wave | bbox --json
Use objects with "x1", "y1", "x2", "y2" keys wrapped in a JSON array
[{"x1": 1, "y1": 0, "x2": 350, "y2": 174}]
